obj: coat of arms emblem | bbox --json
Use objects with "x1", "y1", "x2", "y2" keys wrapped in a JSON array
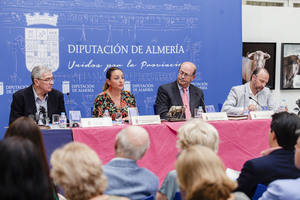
[{"x1": 25, "y1": 13, "x2": 59, "y2": 72}]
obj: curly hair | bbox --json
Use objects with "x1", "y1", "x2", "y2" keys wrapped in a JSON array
[
  {"x1": 50, "y1": 142, "x2": 107, "y2": 200},
  {"x1": 176, "y1": 145, "x2": 237, "y2": 200}
]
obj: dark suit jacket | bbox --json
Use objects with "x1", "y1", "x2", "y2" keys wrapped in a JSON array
[
  {"x1": 155, "y1": 81, "x2": 205, "y2": 119},
  {"x1": 236, "y1": 148, "x2": 300, "y2": 198},
  {"x1": 9, "y1": 85, "x2": 66, "y2": 124}
]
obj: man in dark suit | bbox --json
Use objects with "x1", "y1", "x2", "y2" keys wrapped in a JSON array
[
  {"x1": 236, "y1": 112, "x2": 300, "y2": 198},
  {"x1": 155, "y1": 62, "x2": 205, "y2": 119},
  {"x1": 9, "y1": 65, "x2": 66, "y2": 124}
]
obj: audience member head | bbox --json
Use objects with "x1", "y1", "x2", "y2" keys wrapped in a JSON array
[
  {"x1": 115, "y1": 126, "x2": 150, "y2": 160},
  {"x1": 177, "y1": 119, "x2": 219, "y2": 152},
  {"x1": 177, "y1": 62, "x2": 196, "y2": 88},
  {"x1": 31, "y1": 65, "x2": 54, "y2": 94},
  {"x1": 176, "y1": 145, "x2": 237, "y2": 200},
  {"x1": 269, "y1": 112, "x2": 300, "y2": 151},
  {"x1": 50, "y1": 142, "x2": 107, "y2": 200},
  {"x1": 4, "y1": 116, "x2": 49, "y2": 171},
  {"x1": 103, "y1": 67, "x2": 124, "y2": 91},
  {"x1": 250, "y1": 68, "x2": 269, "y2": 94},
  {"x1": 0, "y1": 137, "x2": 53, "y2": 200},
  {"x1": 294, "y1": 130, "x2": 300, "y2": 169}
]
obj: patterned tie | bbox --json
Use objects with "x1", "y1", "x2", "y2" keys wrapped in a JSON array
[{"x1": 182, "y1": 88, "x2": 191, "y2": 119}]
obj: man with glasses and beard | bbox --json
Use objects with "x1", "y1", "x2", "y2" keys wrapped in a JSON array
[
  {"x1": 9, "y1": 65, "x2": 65, "y2": 124},
  {"x1": 221, "y1": 68, "x2": 277, "y2": 116},
  {"x1": 155, "y1": 62, "x2": 205, "y2": 119}
]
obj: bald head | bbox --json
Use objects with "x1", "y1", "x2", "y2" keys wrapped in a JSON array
[
  {"x1": 250, "y1": 68, "x2": 269, "y2": 95},
  {"x1": 180, "y1": 62, "x2": 197, "y2": 74},
  {"x1": 115, "y1": 126, "x2": 150, "y2": 160},
  {"x1": 177, "y1": 62, "x2": 197, "y2": 88}
]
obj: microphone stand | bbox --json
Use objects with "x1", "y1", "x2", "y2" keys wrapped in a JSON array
[{"x1": 249, "y1": 97, "x2": 263, "y2": 110}]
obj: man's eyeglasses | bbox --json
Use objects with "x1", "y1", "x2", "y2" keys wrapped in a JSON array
[
  {"x1": 178, "y1": 70, "x2": 193, "y2": 78},
  {"x1": 38, "y1": 77, "x2": 55, "y2": 83}
]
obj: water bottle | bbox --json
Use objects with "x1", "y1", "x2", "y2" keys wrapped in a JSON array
[
  {"x1": 278, "y1": 99, "x2": 288, "y2": 112},
  {"x1": 59, "y1": 112, "x2": 67, "y2": 128},
  {"x1": 103, "y1": 110, "x2": 110, "y2": 118}
]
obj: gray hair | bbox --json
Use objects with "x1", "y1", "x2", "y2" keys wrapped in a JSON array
[
  {"x1": 115, "y1": 126, "x2": 150, "y2": 160},
  {"x1": 177, "y1": 119, "x2": 219, "y2": 152},
  {"x1": 31, "y1": 66, "x2": 52, "y2": 83}
]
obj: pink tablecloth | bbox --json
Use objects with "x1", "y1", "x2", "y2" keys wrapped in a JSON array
[{"x1": 72, "y1": 119, "x2": 271, "y2": 184}]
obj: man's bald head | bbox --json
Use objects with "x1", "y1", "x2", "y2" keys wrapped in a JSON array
[
  {"x1": 115, "y1": 126, "x2": 150, "y2": 160},
  {"x1": 177, "y1": 62, "x2": 197, "y2": 88}
]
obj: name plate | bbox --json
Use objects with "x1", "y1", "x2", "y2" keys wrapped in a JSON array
[
  {"x1": 131, "y1": 115, "x2": 161, "y2": 125},
  {"x1": 249, "y1": 111, "x2": 273, "y2": 120},
  {"x1": 81, "y1": 117, "x2": 113, "y2": 127},
  {"x1": 201, "y1": 112, "x2": 228, "y2": 121}
]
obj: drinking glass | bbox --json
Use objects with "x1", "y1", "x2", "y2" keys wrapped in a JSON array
[
  {"x1": 52, "y1": 114, "x2": 60, "y2": 128},
  {"x1": 128, "y1": 107, "x2": 139, "y2": 124},
  {"x1": 194, "y1": 106, "x2": 204, "y2": 118},
  {"x1": 115, "y1": 112, "x2": 123, "y2": 125}
]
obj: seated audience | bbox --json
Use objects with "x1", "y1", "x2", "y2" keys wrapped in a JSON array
[
  {"x1": 0, "y1": 137, "x2": 53, "y2": 200},
  {"x1": 176, "y1": 145, "x2": 249, "y2": 200},
  {"x1": 103, "y1": 126, "x2": 159, "y2": 200},
  {"x1": 155, "y1": 62, "x2": 205, "y2": 119},
  {"x1": 157, "y1": 119, "x2": 219, "y2": 200},
  {"x1": 9, "y1": 65, "x2": 65, "y2": 124},
  {"x1": 236, "y1": 112, "x2": 300, "y2": 198},
  {"x1": 93, "y1": 67, "x2": 136, "y2": 120},
  {"x1": 50, "y1": 142, "x2": 128, "y2": 200},
  {"x1": 4, "y1": 116, "x2": 58, "y2": 199},
  {"x1": 259, "y1": 130, "x2": 300, "y2": 200},
  {"x1": 221, "y1": 68, "x2": 276, "y2": 115}
]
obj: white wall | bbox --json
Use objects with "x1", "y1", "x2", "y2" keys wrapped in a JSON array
[{"x1": 242, "y1": 5, "x2": 300, "y2": 111}]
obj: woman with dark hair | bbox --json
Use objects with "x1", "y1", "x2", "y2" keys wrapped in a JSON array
[
  {"x1": 4, "y1": 116, "x2": 57, "y2": 200},
  {"x1": 0, "y1": 137, "x2": 53, "y2": 200},
  {"x1": 92, "y1": 67, "x2": 136, "y2": 120}
]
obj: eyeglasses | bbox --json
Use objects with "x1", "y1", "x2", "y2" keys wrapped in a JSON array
[
  {"x1": 178, "y1": 70, "x2": 193, "y2": 78},
  {"x1": 38, "y1": 77, "x2": 55, "y2": 83}
]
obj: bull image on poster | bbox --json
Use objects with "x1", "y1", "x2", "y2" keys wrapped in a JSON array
[
  {"x1": 242, "y1": 42, "x2": 276, "y2": 89},
  {"x1": 281, "y1": 43, "x2": 300, "y2": 89}
]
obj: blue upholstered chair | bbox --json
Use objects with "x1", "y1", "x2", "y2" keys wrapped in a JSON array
[
  {"x1": 252, "y1": 184, "x2": 267, "y2": 200},
  {"x1": 142, "y1": 195, "x2": 154, "y2": 200},
  {"x1": 218, "y1": 103, "x2": 223, "y2": 112},
  {"x1": 174, "y1": 192, "x2": 181, "y2": 200}
]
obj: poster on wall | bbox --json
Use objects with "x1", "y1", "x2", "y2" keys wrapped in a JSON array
[
  {"x1": 0, "y1": 0, "x2": 242, "y2": 130},
  {"x1": 281, "y1": 43, "x2": 300, "y2": 89},
  {"x1": 242, "y1": 42, "x2": 276, "y2": 89}
]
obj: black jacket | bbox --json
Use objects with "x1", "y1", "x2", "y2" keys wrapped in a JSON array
[{"x1": 9, "y1": 85, "x2": 66, "y2": 124}]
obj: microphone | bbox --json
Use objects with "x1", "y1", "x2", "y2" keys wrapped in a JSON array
[
  {"x1": 249, "y1": 96, "x2": 261, "y2": 106},
  {"x1": 34, "y1": 113, "x2": 40, "y2": 124},
  {"x1": 200, "y1": 95, "x2": 206, "y2": 113},
  {"x1": 39, "y1": 106, "x2": 46, "y2": 125},
  {"x1": 248, "y1": 97, "x2": 264, "y2": 111},
  {"x1": 67, "y1": 92, "x2": 72, "y2": 111}
]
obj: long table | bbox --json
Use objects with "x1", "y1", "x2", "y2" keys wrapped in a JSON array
[{"x1": 42, "y1": 119, "x2": 271, "y2": 184}]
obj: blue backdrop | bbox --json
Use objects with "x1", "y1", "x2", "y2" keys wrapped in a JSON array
[{"x1": 0, "y1": 0, "x2": 242, "y2": 136}]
